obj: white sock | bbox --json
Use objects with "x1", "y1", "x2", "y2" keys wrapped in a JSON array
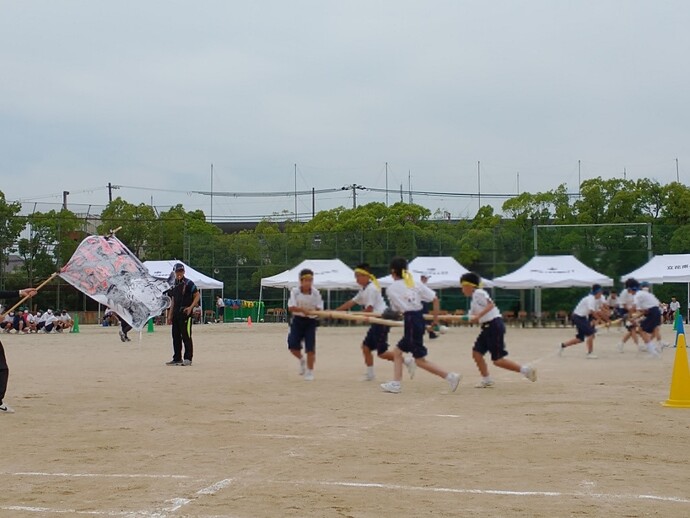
[
  {"x1": 519, "y1": 365, "x2": 528, "y2": 375},
  {"x1": 480, "y1": 375, "x2": 492, "y2": 383},
  {"x1": 366, "y1": 366, "x2": 374, "y2": 376},
  {"x1": 403, "y1": 356, "x2": 413, "y2": 366}
]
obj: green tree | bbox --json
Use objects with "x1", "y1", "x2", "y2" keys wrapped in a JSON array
[
  {"x1": 97, "y1": 198, "x2": 157, "y2": 258},
  {"x1": 0, "y1": 191, "x2": 25, "y2": 289}
]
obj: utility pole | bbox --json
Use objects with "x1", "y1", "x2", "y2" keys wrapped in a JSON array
[
  {"x1": 385, "y1": 162, "x2": 388, "y2": 206},
  {"x1": 312, "y1": 187, "x2": 315, "y2": 218},
  {"x1": 341, "y1": 184, "x2": 365, "y2": 209},
  {"x1": 578, "y1": 159, "x2": 581, "y2": 195},
  {"x1": 477, "y1": 161, "x2": 481, "y2": 211},
  {"x1": 210, "y1": 163, "x2": 214, "y2": 223},
  {"x1": 108, "y1": 183, "x2": 113, "y2": 202},
  {"x1": 62, "y1": 191, "x2": 69, "y2": 210},
  {"x1": 676, "y1": 158, "x2": 680, "y2": 183}
]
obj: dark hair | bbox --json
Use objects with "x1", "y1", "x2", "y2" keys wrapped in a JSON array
[
  {"x1": 624, "y1": 278, "x2": 639, "y2": 290},
  {"x1": 299, "y1": 268, "x2": 314, "y2": 279},
  {"x1": 355, "y1": 262, "x2": 372, "y2": 274},
  {"x1": 591, "y1": 284, "x2": 602, "y2": 294},
  {"x1": 460, "y1": 272, "x2": 481, "y2": 286},
  {"x1": 389, "y1": 256, "x2": 408, "y2": 278}
]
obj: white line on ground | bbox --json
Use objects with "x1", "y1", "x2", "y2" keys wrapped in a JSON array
[
  {"x1": 252, "y1": 433, "x2": 311, "y2": 439},
  {"x1": 5, "y1": 471, "x2": 190, "y2": 479},
  {"x1": 0, "y1": 506, "x2": 131, "y2": 516},
  {"x1": 278, "y1": 480, "x2": 690, "y2": 505}
]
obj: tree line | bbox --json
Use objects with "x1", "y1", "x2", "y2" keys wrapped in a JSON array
[{"x1": 2, "y1": 177, "x2": 690, "y2": 313}]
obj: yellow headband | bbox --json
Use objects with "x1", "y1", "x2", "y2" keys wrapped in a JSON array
[
  {"x1": 402, "y1": 269, "x2": 414, "y2": 288},
  {"x1": 300, "y1": 273, "x2": 313, "y2": 280},
  {"x1": 461, "y1": 280, "x2": 480, "y2": 288},
  {"x1": 354, "y1": 268, "x2": 380, "y2": 289}
]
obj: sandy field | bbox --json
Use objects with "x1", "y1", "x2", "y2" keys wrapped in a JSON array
[{"x1": 0, "y1": 320, "x2": 688, "y2": 518}]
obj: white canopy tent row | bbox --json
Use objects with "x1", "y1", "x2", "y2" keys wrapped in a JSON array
[
  {"x1": 259, "y1": 259, "x2": 359, "y2": 311},
  {"x1": 144, "y1": 260, "x2": 224, "y2": 319},
  {"x1": 621, "y1": 254, "x2": 690, "y2": 323},
  {"x1": 377, "y1": 256, "x2": 493, "y2": 289},
  {"x1": 492, "y1": 255, "x2": 614, "y2": 320}
]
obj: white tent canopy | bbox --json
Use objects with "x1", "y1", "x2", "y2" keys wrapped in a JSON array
[
  {"x1": 144, "y1": 260, "x2": 224, "y2": 290},
  {"x1": 492, "y1": 255, "x2": 613, "y2": 289},
  {"x1": 620, "y1": 254, "x2": 690, "y2": 284},
  {"x1": 260, "y1": 259, "x2": 359, "y2": 290},
  {"x1": 378, "y1": 256, "x2": 493, "y2": 288},
  {"x1": 621, "y1": 254, "x2": 690, "y2": 322}
]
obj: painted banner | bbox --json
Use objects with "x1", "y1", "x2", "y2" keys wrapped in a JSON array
[{"x1": 60, "y1": 235, "x2": 171, "y2": 330}]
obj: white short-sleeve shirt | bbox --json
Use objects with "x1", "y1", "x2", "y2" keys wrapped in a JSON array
[
  {"x1": 288, "y1": 287, "x2": 324, "y2": 319},
  {"x1": 352, "y1": 282, "x2": 387, "y2": 314},
  {"x1": 470, "y1": 288, "x2": 501, "y2": 323},
  {"x1": 385, "y1": 279, "x2": 435, "y2": 313},
  {"x1": 634, "y1": 290, "x2": 660, "y2": 311},
  {"x1": 573, "y1": 294, "x2": 597, "y2": 317}
]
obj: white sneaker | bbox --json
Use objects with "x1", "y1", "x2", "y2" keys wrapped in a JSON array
[
  {"x1": 361, "y1": 372, "x2": 375, "y2": 381},
  {"x1": 119, "y1": 330, "x2": 126, "y2": 342},
  {"x1": 380, "y1": 381, "x2": 401, "y2": 393},
  {"x1": 586, "y1": 352, "x2": 598, "y2": 359},
  {"x1": 0, "y1": 403, "x2": 15, "y2": 414},
  {"x1": 474, "y1": 379, "x2": 495, "y2": 388},
  {"x1": 646, "y1": 344, "x2": 661, "y2": 358},
  {"x1": 523, "y1": 366, "x2": 537, "y2": 382},
  {"x1": 299, "y1": 357, "x2": 306, "y2": 375},
  {"x1": 182, "y1": 359, "x2": 192, "y2": 366},
  {"x1": 447, "y1": 372, "x2": 461, "y2": 392},
  {"x1": 404, "y1": 357, "x2": 417, "y2": 379},
  {"x1": 304, "y1": 371, "x2": 314, "y2": 381},
  {"x1": 617, "y1": 342, "x2": 624, "y2": 353}
]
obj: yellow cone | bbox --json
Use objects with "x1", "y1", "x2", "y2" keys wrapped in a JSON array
[{"x1": 662, "y1": 332, "x2": 690, "y2": 408}]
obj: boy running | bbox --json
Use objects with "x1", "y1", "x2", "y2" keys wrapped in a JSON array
[
  {"x1": 460, "y1": 272, "x2": 536, "y2": 387},
  {"x1": 559, "y1": 284, "x2": 608, "y2": 359},
  {"x1": 380, "y1": 257, "x2": 461, "y2": 394},
  {"x1": 335, "y1": 263, "x2": 416, "y2": 381},
  {"x1": 287, "y1": 269, "x2": 324, "y2": 381}
]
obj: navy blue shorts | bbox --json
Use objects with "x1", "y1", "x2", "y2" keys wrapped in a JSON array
[
  {"x1": 396, "y1": 311, "x2": 428, "y2": 359},
  {"x1": 287, "y1": 316, "x2": 317, "y2": 353},
  {"x1": 363, "y1": 324, "x2": 390, "y2": 355},
  {"x1": 572, "y1": 314, "x2": 596, "y2": 341},
  {"x1": 640, "y1": 306, "x2": 661, "y2": 334},
  {"x1": 473, "y1": 317, "x2": 508, "y2": 361}
]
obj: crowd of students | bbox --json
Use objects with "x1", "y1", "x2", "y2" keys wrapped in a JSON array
[{"x1": 0, "y1": 308, "x2": 74, "y2": 334}]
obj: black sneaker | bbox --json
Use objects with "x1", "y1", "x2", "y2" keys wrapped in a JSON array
[
  {"x1": 429, "y1": 331, "x2": 438, "y2": 339},
  {"x1": 165, "y1": 360, "x2": 184, "y2": 366}
]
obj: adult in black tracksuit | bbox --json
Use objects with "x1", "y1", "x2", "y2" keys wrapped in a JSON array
[
  {"x1": 1, "y1": 287, "x2": 38, "y2": 413},
  {"x1": 165, "y1": 263, "x2": 199, "y2": 366}
]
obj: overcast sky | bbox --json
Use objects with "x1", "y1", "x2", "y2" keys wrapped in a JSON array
[{"x1": 1, "y1": 0, "x2": 688, "y2": 220}]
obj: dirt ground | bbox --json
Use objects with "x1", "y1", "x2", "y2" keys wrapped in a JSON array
[{"x1": 0, "y1": 320, "x2": 689, "y2": 517}]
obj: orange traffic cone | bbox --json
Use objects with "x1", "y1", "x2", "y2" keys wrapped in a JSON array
[
  {"x1": 662, "y1": 314, "x2": 690, "y2": 408},
  {"x1": 247, "y1": 315, "x2": 253, "y2": 327}
]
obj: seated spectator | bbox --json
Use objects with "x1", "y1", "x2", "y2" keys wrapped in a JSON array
[
  {"x1": 37, "y1": 309, "x2": 58, "y2": 333},
  {"x1": 192, "y1": 305, "x2": 202, "y2": 324},
  {"x1": 12, "y1": 310, "x2": 26, "y2": 333},
  {"x1": 1, "y1": 312, "x2": 13, "y2": 332},
  {"x1": 56, "y1": 310, "x2": 74, "y2": 332}
]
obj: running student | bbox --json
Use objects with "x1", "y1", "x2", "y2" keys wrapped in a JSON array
[
  {"x1": 335, "y1": 263, "x2": 416, "y2": 381},
  {"x1": 460, "y1": 272, "x2": 536, "y2": 388},
  {"x1": 380, "y1": 256, "x2": 461, "y2": 394},
  {"x1": 287, "y1": 269, "x2": 324, "y2": 381},
  {"x1": 559, "y1": 284, "x2": 607, "y2": 359},
  {"x1": 630, "y1": 280, "x2": 662, "y2": 358},
  {"x1": 617, "y1": 282, "x2": 641, "y2": 353}
]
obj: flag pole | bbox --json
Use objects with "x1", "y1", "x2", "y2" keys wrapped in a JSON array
[{"x1": 0, "y1": 272, "x2": 59, "y2": 319}]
